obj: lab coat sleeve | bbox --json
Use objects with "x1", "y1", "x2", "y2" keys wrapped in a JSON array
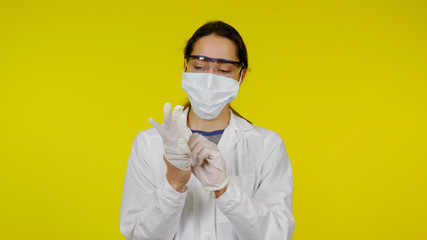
[
  {"x1": 120, "y1": 131, "x2": 187, "y2": 240},
  {"x1": 215, "y1": 133, "x2": 296, "y2": 240}
]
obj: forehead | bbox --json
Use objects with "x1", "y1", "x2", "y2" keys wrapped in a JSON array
[{"x1": 191, "y1": 34, "x2": 239, "y2": 62}]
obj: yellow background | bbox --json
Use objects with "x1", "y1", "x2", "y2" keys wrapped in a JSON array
[{"x1": 1, "y1": 0, "x2": 426, "y2": 239}]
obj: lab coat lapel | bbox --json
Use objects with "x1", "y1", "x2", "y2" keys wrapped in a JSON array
[
  {"x1": 227, "y1": 111, "x2": 261, "y2": 175},
  {"x1": 217, "y1": 110, "x2": 239, "y2": 152}
]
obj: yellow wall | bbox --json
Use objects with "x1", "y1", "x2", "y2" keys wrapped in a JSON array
[{"x1": 1, "y1": 0, "x2": 426, "y2": 239}]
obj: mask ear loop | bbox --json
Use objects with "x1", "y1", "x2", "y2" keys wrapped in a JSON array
[
  {"x1": 238, "y1": 68, "x2": 243, "y2": 85},
  {"x1": 183, "y1": 59, "x2": 188, "y2": 72}
]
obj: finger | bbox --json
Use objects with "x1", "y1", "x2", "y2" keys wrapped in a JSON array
[
  {"x1": 188, "y1": 133, "x2": 205, "y2": 149},
  {"x1": 189, "y1": 135, "x2": 210, "y2": 166},
  {"x1": 188, "y1": 134, "x2": 202, "y2": 158},
  {"x1": 198, "y1": 148, "x2": 216, "y2": 163},
  {"x1": 189, "y1": 133, "x2": 215, "y2": 150},
  {"x1": 178, "y1": 113, "x2": 189, "y2": 137},
  {"x1": 188, "y1": 133, "x2": 197, "y2": 148},
  {"x1": 171, "y1": 105, "x2": 184, "y2": 120},
  {"x1": 191, "y1": 142, "x2": 205, "y2": 165},
  {"x1": 163, "y1": 102, "x2": 172, "y2": 127},
  {"x1": 148, "y1": 117, "x2": 163, "y2": 131}
]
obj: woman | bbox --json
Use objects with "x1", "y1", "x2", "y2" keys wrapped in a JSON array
[{"x1": 120, "y1": 21, "x2": 296, "y2": 240}]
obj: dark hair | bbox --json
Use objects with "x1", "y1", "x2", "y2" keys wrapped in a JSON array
[
  {"x1": 184, "y1": 20, "x2": 248, "y2": 69},
  {"x1": 183, "y1": 21, "x2": 251, "y2": 124}
]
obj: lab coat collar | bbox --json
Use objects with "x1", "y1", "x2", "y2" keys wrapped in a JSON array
[
  {"x1": 183, "y1": 106, "x2": 259, "y2": 155},
  {"x1": 228, "y1": 109, "x2": 253, "y2": 132}
]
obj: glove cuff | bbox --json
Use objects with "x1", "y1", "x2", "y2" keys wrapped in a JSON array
[
  {"x1": 204, "y1": 176, "x2": 229, "y2": 192},
  {"x1": 163, "y1": 152, "x2": 192, "y2": 171}
]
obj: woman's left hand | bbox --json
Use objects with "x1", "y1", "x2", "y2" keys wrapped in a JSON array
[{"x1": 188, "y1": 133, "x2": 229, "y2": 194}]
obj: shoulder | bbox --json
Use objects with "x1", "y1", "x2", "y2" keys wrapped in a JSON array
[
  {"x1": 233, "y1": 114, "x2": 284, "y2": 146},
  {"x1": 251, "y1": 125, "x2": 284, "y2": 145},
  {"x1": 131, "y1": 127, "x2": 161, "y2": 153},
  {"x1": 233, "y1": 117, "x2": 291, "y2": 172},
  {"x1": 134, "y1": 127, "x2": 160, "y2": 141}
]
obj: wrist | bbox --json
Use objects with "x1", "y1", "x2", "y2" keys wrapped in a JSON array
[
  {"x1": 166, "y1": 173, "x2": 188, "y2": 193},
  {"x1": 214, "y1": 183, "x2": 228, "y2": 198},
  {"x1": 172, "y1": 184, "x2": 188, "y2": 193},
  {"x1": 167, "y1": 178, "x2": 187, "y2": 193}
]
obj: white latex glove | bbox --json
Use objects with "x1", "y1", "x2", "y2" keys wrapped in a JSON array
[
  {"x1": 149, "y1": 103, "x2": 192, "y2": 170},
  {"x1": 188, "y1": 133, "x2": 229, "y2": 191}
]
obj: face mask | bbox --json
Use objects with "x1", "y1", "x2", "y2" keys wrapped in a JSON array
[{"x1": 182, "y1": 72, "x2": 242, "y2": 120}]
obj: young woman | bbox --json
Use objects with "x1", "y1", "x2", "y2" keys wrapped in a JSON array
[{"x1": 120, "y1": 21, "x2": 295, "y2": 240}]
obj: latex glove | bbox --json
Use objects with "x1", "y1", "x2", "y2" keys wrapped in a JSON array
[
  {"x1": 188, "y1": 133, "x2": 229, "y2": 191},
  {"x1": 149, "y1": 103, "x2": 192, "y2": 170}
]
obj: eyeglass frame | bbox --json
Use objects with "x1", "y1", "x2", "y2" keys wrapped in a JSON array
[{"x1": 184, "y1": 55, "x2": 245, "y2": 76}]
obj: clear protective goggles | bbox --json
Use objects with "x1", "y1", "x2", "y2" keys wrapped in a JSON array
[{"x1": 184, "y1": 55, "x2": 244, "y2": 78}]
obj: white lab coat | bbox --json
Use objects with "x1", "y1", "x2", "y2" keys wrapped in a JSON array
[{"x1": 120, "y1": 109, "x2": 296, "y2": 240}]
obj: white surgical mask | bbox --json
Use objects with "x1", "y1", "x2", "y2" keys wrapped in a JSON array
[{"x1": 182, "y1": 72, "x2": 242, "y2": 120}]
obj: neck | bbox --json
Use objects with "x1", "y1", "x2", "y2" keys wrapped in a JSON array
[{"x1": 188, "y1": 104, "x2": 231, "y2": 131}]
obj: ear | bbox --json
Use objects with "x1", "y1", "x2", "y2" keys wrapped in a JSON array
[
  {"x1": 183, "y1": 60, "x2": 187, "y2": 72},
  {"x1": 239, "y1": 68, "x2": 247, "y2": 84}
]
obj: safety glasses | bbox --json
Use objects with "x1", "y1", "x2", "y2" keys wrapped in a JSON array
[{"x1": 185, "y1": 55, "x2": 244, "y2": 78}]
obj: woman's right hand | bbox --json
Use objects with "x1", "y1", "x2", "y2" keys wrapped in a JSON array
[{"x1": 149, "y1": 103, "x2": 192, "y2": 192}]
